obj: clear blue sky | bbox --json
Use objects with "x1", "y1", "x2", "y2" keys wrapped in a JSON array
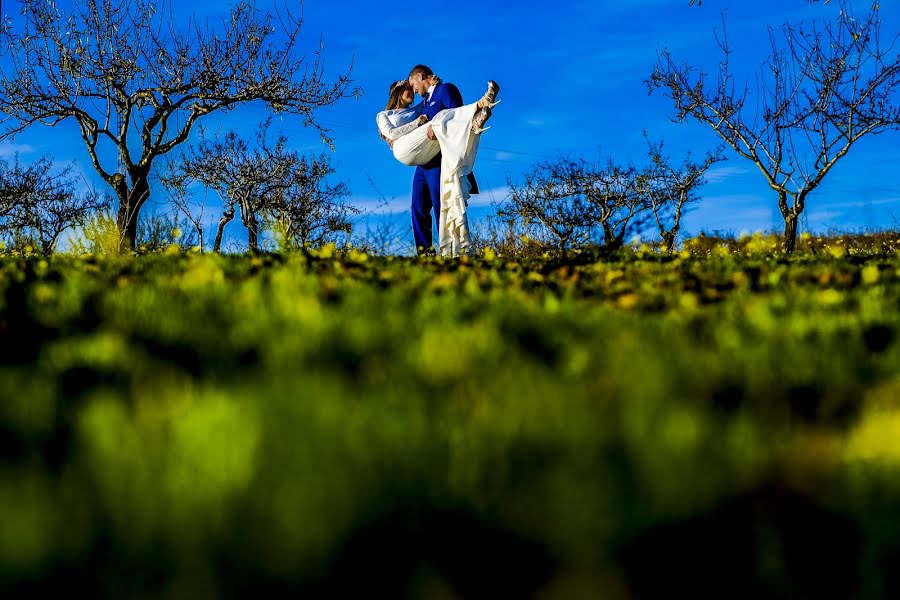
[{"x1": 3, "y1": 0, "x2": 900, "y2": 249}]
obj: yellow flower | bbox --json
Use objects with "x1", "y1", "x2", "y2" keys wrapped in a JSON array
[
  {"x1": 617, "y1": 293, "x2": 640, "y2": 309},
  {"x1": 679, "y1": 292, "x2": 699, "y2": 310},
  {"x1": 862, "y1": 265, "x2": 880, "y2": 285}
]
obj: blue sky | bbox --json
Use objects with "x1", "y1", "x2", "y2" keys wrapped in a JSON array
[{"x1": 2, "y1": 0, "x2": 900, "y2": 250}]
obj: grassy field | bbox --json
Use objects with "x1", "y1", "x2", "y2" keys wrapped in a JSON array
[{"x1": 2, "y1": 238, "x2": 900, "y2": 598}]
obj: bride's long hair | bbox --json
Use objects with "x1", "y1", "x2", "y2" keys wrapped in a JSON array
[{"x1": 385, "y1": 80, "x2": 410, "y2": 111}]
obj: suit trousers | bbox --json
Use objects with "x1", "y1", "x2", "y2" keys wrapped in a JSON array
[{"x1": 411, "y1": 163, "x2": 442, "y2": 252}]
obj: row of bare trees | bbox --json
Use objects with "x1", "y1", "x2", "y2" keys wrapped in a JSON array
[
  {"x1": 474, "y1": 0, "x2": 900, "y2": 256},
  {"x1": 651, "y1": 0, "x2": 900, "y2": 252},
  {"x1": 0, "y1": 157, "x2": 106, "y2": 253},
  {"x1": 496, "y1": 139, "x2": 723, "y2": 255},
  {"x1": 0, "y1": 119, "x2": 359, "y2": 254},
  {"x1": 0, "y1": 0, "x2": 355, "y2": 251},
  {"x1": 498, "y1": 0, "x2": 900, "y2": 255},
  {"x1": 0, "y1": 137, "x2": 356, "y2": 254},
  {"x1": 161, "y1": 120, "x2": 355, "y2": 253},
  {"x1": 0, "y1": 0, "x2": 896, "y2": 255}
]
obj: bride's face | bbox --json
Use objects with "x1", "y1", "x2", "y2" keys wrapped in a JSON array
[{"x1": 400, "y1": 84, "x2": 414, "y2": 107}]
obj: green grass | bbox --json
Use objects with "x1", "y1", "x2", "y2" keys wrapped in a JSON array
[{"x1": 1, "y1": 245, "x2": 900, "y2": 597}]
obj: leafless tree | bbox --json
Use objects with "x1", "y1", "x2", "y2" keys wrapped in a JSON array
[
  {"x1": 578, "y1": 159, "x2": 650, "y2": 250},
  {"x1": 163, "y1": 120, "x2": 353, "y2": 252},
  {"x1": 163, "y1": 122, "x2": 287, "y2": 252},
  {"x1": 265, "y1": 153, "x2": 355, "y2": 249},
  {"x1": 157, "y1": 179, "x2": 207, "y2": 251},
  {"x1": 502, "y1": 157, "x2": 655, "y2": 256},
  {"x1": 649, "y1": 1, "x2": 900, "y2": 252},
  {"x1": 640, "y1": 136, "x2": 724, "y2": 252},
  {"x1": 0, "y1": 0, "x2": 354, "y2": 250},
  {"x1": 0, "y1": 156, "x2": 106, "y2": 253},
  {"x1": 501, "y1": 159, "x2": 596, "y2": 256}
]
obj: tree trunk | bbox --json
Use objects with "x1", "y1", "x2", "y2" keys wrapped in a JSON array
[
  {"x1": 214, "y1": 206, "x2": 235, "y2": 253},
  {"x1": 669, "y1": 200, "x2": 684, "y2": 253},
  {"x1": 662, "y1": 230, "x2": 677, "y2": 253},
  {"x1": 602, "y1": 223, "x2": 615, "y2": 248},
  {"x1": 114, "y1": 176, "x2": 132, "y2": 252},
  {"x1": 783, "y1": 212, "x2": 799, "y2": 254},
  {"x1": 603, "y1": 223, "x2": 625, "y2": 250},
  {"x1": 114, "y1": 171, "x2": 151, "y2": 252},
  {"x1": 247, "y1": 213, "x2": 259, "y2": 253}
]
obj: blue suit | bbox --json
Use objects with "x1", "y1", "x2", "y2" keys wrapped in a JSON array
[{"x1": 411, "y1": 82, "x2": 463, "y2": 253}]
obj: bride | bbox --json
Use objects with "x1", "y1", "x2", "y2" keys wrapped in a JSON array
[{"x1": 376, "y1": 78, "x2": 499, "y2": 256}]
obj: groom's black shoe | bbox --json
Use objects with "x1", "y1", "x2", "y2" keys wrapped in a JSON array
[{"x1": 417, "y1": 245, "x2": 437, "y2": 256}]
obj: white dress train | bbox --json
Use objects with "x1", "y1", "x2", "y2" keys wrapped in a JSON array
[{"x1": 376, "y1": 102, "x2": 483, "y2": 257}]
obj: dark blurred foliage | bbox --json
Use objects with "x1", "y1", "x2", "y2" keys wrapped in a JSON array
[{"x1": 0, "y1": 246, "x2": 899, "y2": 597}]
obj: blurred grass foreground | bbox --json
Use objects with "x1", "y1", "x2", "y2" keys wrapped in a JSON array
[{"x1": 2, "y1": 245, "x2": 900, "y2": 598}]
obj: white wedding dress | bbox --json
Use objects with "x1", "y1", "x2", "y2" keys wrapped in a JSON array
[{"x1": 376, "y1": 102, "x2": 483, "y2": 257}]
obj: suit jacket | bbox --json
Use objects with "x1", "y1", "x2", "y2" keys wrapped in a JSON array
[
  {"x1": 423, "y1": 82, "x2": 463, "y2": 120},
  {"x1": 421, "y1": 82, "x2": 463, "y2": 169}
]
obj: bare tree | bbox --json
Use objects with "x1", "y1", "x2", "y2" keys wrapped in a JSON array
[
  {"x1": 163, "y1": 120, "x2": 353, "y2": 253},
  {"x1": 501, "y1": 159, "x2": 596, "y2": 256},
  {"x1": 0, "y1": 0, "x2": 354, "y2": 250},
  {"x1": 163, "y1": 122, "x2": 287, "y2": 253},
  {"x1": 502, "y1": 157, "x2": 653, "y2": 256},
  {"x1": 265, "y1": 154, "x2": 355, "y2": 250},
  {"x1": 577, "y1": 159, "x2": 649, "y2": 250},
  {"x1": 0, "y1": 156, "x2": 106, "y2": 253},
  {"x1": 649, "y1": 1, "x2": 900, "y2": 252},
  {"x1": 157, "y1": 178, "x2": 207, "y2": 251},
  {"x1": 640, "y1": 136, "x2": 724, "y2": 252}
]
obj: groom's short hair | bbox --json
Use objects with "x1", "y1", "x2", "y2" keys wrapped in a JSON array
[{"x1": 409, "y1": 64, "x2": 433, "y2": 79}]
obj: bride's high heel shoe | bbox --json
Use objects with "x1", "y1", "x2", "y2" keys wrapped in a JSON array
[
  {"x1": 477, "y1": 80, "x2": 501, "y2": 110},
  {"x1": 471, "y1": 105, "x2": 493, "y2": 134}
]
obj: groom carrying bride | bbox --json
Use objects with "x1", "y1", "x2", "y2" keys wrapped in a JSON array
[
  {"x1": 406, "y1": 65, "x2": 498, "y2": 255},
  {"x1": 375, "y1": 64, "x2": 499, "y2": 256}
]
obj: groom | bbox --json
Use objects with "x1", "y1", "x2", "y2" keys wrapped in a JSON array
[{"x1": 407, "y1": 64, "x2": 477, "y2": 255}]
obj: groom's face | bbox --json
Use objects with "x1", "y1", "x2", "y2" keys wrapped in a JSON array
[{"x1": 409, "y1": 73, "x2": 428, "y2": 97}]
